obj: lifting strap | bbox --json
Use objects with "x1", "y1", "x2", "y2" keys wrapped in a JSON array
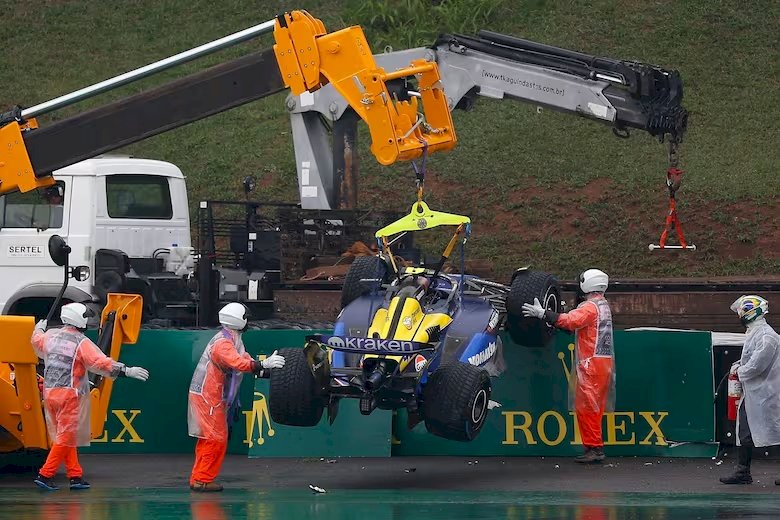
[
  {"x1": 650, "y1": 140, "x2": 695, "y2": 251},
  {"x1": 659, "y1": 167, "x2": 688, "y2": 248}
]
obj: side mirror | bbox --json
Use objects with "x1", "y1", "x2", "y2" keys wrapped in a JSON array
[
  {"x1": 48, "y1": 235, "x2": 71, "y2": 267},
  {"x1": 44, "y1": 235, "x2": 74, "y2": 323},
  {"x1": 70, "y1": 265, "x2": 91, "y2": 282}
]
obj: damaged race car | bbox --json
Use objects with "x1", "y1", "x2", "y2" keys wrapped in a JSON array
[{"x1": 269, "y1": 200, "x2": 563, "y2": 442}]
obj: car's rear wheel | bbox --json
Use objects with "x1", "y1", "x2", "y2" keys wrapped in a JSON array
[
  {"x1": 269, "y1": 348, "x2": 325, "y2": 426},
  {"x1": 505, "y1": 269, "x2": 562, "y2": 348},
  {"x1": 422, "y1": 362, "x2": 491, "y2": 442}
]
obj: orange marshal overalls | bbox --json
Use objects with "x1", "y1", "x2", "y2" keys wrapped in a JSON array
[
  {"x1": 188, "y1": 328, "x2": 255, "y2": 485},
  {"x1": 31, "y1": 326, "x2": 125, "y2": 478},
  {"x1": 555, "y1": 295, "x2": 615, "y2": 448}
]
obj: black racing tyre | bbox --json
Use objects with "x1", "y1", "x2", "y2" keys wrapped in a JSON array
[
  {"x1": 269, "y1": 348, "x2": 325, "y2": 427},
  {"x1": 340, "y1": 255, "x2": 389, "y2": 308},
  {"x1": 505, "y1": 270, "x2": 562, "y2": 348},
  {"x1": 422, "y1": 362, "x2": 491, "y2": 442}
]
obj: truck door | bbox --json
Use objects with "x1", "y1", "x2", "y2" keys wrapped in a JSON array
[
  {"x1": 0, "y1": 179, "x2": 72, "y2": 313},
  {"x1": 96, "y1": 173, "x2": 189, "y2": 258}
]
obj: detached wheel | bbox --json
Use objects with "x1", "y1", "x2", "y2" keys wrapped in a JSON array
[
  {"x1": 422, "y1": 363, "x2": 491, "y2": 442},
  {"x1": 341, "y1": 255, "x2": 389, "y2": 307},
  {"x1": 269, "y1": 348, "x2": 325, "y2": 426},
  {"x1": 506, "y1": 270, "x2": 562, "y2": 348}
]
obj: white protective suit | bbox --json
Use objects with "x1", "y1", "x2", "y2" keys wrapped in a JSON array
[
  {"x1": 736, "y1": 318, "x2": 780, "y2": 448},
  {"x1": 31, "y1": 325, "x2": 126, "y2": 447}
]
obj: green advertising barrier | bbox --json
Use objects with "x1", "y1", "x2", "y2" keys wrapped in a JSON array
[
  {"x1": 247, "y1": 380, "x2": 391, "y2": 458},
  {"x1": 80, "y1": 328, "x2": 716, "y2": 458},
  {"x1": 81, "y1": 329, "x2": 333, "y2": 455},
  {"x1": 392, "y1": 330, "x2": 716, "y2": 457}
]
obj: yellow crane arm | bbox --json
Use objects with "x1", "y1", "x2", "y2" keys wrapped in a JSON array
[
  {"x1": 0, "y1": 10, "x2": 456, "y2": 196},
  {"x1": 273, "y1": 10, "x2": 456, "y2": 165}
]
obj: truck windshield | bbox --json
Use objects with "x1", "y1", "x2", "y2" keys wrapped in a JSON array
[
  {"x1": 106, "y1": 175, "x2": 173, "y2": 219},
  {"x1": 0, "y1": 182, "x2": 65, "y2": 230}
]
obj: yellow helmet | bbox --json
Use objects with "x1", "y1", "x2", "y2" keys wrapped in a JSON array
[{"x1": 730, "y1": 295, "x2": 769, "y2": 325}]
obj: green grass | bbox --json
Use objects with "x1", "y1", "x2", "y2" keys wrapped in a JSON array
[{"x1": 1, "y1": 0, "x2": 778, "y2": 281}]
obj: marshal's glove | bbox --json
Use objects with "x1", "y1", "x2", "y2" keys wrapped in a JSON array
[
  {"x1": 251, "y1": 351, "x2": 286, "y2": 376},
  {"x1": 262, "y1": 350, "x2": 286, "y2": 370},
  {"x1": 122, "y1": 366, "x2": 150, "y2": 381},
  {"x1": 521, "y1": 298, "x2": 546, "y2": 319},
  {"x1": 730, "y1": 361, "x2": 741, "y2": 380}
]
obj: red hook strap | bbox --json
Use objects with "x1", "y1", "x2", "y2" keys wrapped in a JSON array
[{"x1": 658, "y1": 167, "x2": 688, "y2": 248}]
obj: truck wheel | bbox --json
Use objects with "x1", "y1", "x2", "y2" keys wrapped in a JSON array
[
  {"x1": 269, "y1": 348, "x2": 325, "y2": 427},
  {"x1": 341, "y1": 255, "x2": 389, "y2": 308},
  {"x1": 422, "y1": 362, "x2": 491, "y2": 442},
  {"x1": 94, "y1": 270, "x2": 124, "y2": 304},
  {"x1": 505, "y1": 270, "x2": 562, "y2": 348}
]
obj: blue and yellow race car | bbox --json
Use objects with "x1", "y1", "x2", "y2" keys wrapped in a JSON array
[{"x1": 269, "y1": 201, "x2": 563, "y2": 442}]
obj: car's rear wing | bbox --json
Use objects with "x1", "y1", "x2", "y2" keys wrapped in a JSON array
[{"x1": 306, "y1": 335, "x2": 435, "y2": 354}]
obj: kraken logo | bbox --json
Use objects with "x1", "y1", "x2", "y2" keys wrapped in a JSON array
[
  {"x1": 243, "y1": 391, "x2": 275, "y2": 448},
  {"x1": 327, "y1": 336, "x2": 345, "y2": 348}
]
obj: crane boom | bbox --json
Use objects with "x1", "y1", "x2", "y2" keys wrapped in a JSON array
[{"x1": 286, "y1": 30, "x2": 688, "y2": 209}]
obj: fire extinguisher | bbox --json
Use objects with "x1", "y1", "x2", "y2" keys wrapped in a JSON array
[{"x1": 727, "y1": 369, "x2": 743, "y2": 422}]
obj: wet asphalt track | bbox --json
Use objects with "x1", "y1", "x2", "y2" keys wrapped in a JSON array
[{"x1": 1, "y1": 455, "x2": 778, "y2": 519}]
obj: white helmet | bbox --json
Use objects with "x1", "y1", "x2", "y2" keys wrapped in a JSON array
[
  {"x1": 219, "y1": 302, "x2": 249, "y2": 331},
  {"x1": 579, "y1": 268, "x2": 609, "y2": 294},
  {"x1": 61, "y1": 302, "x2": 94, "y2": 329},
  {"x1": 730, "y1": 295, "x2": 768, "y2": 325}
]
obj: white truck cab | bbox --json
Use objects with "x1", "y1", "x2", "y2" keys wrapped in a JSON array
[{"x1": 0, "y1": 156, "x2": 191, "y2": 318}]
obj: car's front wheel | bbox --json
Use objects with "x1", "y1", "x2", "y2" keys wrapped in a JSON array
[
  {"x1": 505, "y1": 269, "x2": 562, "y2": 347},
  {"x1": 422, "y1": 362, "x2": 491, "y2": 442}
]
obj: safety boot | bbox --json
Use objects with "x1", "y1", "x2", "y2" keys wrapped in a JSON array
[
  {"x1": 190, "y1": 481, "x2": 224, "y2": 492},
  {"x1": 593, "y1": 447, "x2": 606, "y2": 462},
  {"x1": 719, "y1": 465, "x2": 753, "y2": 485},
  {"x1": 575, "y1": 447, "x2": 604, "y2": 464},
  {"x1": 33, "y1": 474, "x2": 59, "y2": 491},
  {"x1": 69, "y1": 477, "x2": 91, "y2": 490}
]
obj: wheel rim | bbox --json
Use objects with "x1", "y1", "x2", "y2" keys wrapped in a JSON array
[
  {"x1": 542, "y1": 289, "x2": 559, "y2": 331},
  {"x1": 471, "y1": 388, "x2": 488, "y2": 424}
]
